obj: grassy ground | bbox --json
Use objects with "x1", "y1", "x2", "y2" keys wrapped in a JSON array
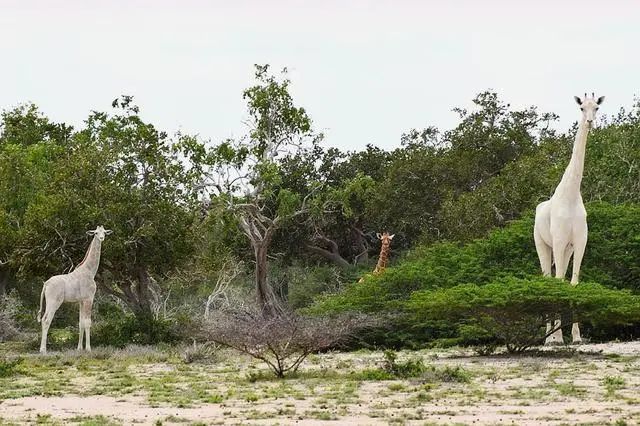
[{"x1": 1, "y1": 341, "x2": 639, "y2": 425}]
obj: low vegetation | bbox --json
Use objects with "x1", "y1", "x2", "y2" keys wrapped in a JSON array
[
  {"x1": 202, "y1": 309, "x2": 375, "y2": 377},
  {"x1": 0, "y1": 342, "x2": 639, "y2": 424}
]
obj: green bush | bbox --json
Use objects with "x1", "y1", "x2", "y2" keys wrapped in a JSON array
[
  {"x1": 282, "y1": 264, "x2": 349, "y2": 310},
  {"x1": 0, "y1": 292, "x2": 21, "y2": 342},
  {"x1": 0, "y1": 357, "x2": 22, "y2": 378},
  {"x1": 362, "y1": 350, "x2": 470, "y2": 382},
  {"x1": 308, "y1": 202, "x2": 640, "y2": 347},
  {"x1": 91, "y1": 303, "x2": 186, "y2": 347},
  {"x1": 580, "y1": 203, "x2": 640, "y2": 291},
  {"x1": 409, "y1": 277, "x2": 640, "y2": 353},
  {"x1": 381, "y1": 349, "x2": 427, "y2": 378}
]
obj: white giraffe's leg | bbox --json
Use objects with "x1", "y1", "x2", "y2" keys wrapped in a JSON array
[
  {"x1": 77, "y1": 302, "x2": 85, "y2": 350},
  {"x1": 81, "y1": 299, "x2": 93, "y2": 351},
  {"x1": 40, "y1": 298, "x2": 63, "y2": 354},
  {"x1": 534, "y1": 232, "x2": 553, "y2": 277},
  {"x1": 546, "y1": 237, "x2": 570, "y2": 345},
  {"x1": 570, "y1": 223, "x2": 588, "y2": 344},
  {"x1": 554, "y1": 240, "x2": 571, "y2": 280},
  {"x1": 535, "y1": 232, "x2": 558, "y2": 345}
]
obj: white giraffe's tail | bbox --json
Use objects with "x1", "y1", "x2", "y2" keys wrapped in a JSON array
[{"x1": 37, "y1": 283, "x2": 46, "y2": 323}]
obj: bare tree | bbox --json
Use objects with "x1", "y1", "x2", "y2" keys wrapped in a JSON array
[{"x1": 204, "y1": 260, "x2": 243, "y2": 319}]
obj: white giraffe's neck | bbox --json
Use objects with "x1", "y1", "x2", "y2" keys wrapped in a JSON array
[
  {"x1": 556, "y1": 118, "x2": 589, "y2": 197},
  {"x1": 75, "y1": 236, "x2": 102, "y2": 277}
]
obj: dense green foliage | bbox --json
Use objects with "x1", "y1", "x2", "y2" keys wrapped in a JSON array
[
  {"x1": 1, "y1": 64, "x2": 639, "y2": 350},
  {"x1": 309, "y1": 202, "x2": 640, "y2": 347},
  {"x1": 410, "y1": 277, "x2": 640, "y2": 353}
]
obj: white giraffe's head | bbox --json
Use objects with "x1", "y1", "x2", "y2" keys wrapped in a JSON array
[
  {"x1": 87, "y1": 225, "x2": 113, "y2": 242},
  {"x1": 574, "y1": 93, "x2": 605, "y2": 128}
]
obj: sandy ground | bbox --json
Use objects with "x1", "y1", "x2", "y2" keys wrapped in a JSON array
[{"x1": 1, "y1": 341, "x2": 640, "y2": 425}]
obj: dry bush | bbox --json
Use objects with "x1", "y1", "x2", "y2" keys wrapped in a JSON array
[
  {"x1": 202, "y1": 308, "x2": 375, "y2": 377},
  {"x1": 181, "y1": 341, "x2": 220, "y2": 364},
  {"x1": 0, "y1": 292, "x2": 21, "y2": 342}
]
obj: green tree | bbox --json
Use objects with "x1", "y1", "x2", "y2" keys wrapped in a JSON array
[
  {"x1": 0, "y1": 104, "x2": 71, "y2": 295},
  {"x1": 3, "y1": 98, "x2": 202, "y2": 329}
]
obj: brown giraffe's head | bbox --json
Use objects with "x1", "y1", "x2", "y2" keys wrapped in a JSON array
[{"x1": 376, "y1": 232, "x2": 394, "y2": 249}]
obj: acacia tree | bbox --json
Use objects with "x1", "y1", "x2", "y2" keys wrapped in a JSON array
[{"x1": 199, "y1": 65, "x2": 323, "y2": 315}]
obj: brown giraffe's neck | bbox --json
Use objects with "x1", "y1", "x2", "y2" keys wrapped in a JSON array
[{"x1": 373, "y1": 242, "x2": 391, "y2": 275}]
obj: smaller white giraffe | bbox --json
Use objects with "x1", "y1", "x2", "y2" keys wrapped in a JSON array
[{"x1": 37, "y1": 226, "x2": 112, "y2": 353}]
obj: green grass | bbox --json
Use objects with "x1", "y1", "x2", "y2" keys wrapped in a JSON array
[{"x1": 1, "y1": 342, "x2": 639, "y2": 424}]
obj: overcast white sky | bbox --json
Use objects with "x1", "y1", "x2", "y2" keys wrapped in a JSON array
[{"x1": 1, "y1": 1, "x2": 638, "y2": 151}]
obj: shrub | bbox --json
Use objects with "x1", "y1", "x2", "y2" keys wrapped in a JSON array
[
  {"x1": 381, "y1": 350, "x2": 427, "y2": 378},
  {"x1": 0, "y1": 292, "x2": 21, "y2": 342},
  {"x1": 284, "y1": 264, "x2": 347, "y2": 310},
  {"x1": 0, "y1": 357, "x2": 22, "y2": 378},
  {"x1": 91, "y1": 302, "x2": 188, "y2": 347},
  {"x1": 368, "y1": 350, "x2": 470, "y2": 382},
  {"x1": 181, "y1": 342, "x2": 219, "y2": 364},
  {"x1": 202, "y1": 308, "x2": 375, "y2": 377},
  {"x1": 308, "y1": 202, "x2": 640, "y2": 347},
  {"x1": 409, "y1": 277, "x2": 640, "y2": 353}
]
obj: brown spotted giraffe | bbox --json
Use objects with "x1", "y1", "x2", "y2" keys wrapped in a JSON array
[{"x1": 359, "y1": 232, "x2": 394, "y2": 282}]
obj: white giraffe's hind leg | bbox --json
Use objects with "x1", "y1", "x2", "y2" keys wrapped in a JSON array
[
  {"x1": 78, "y1": 302, "x2": 85, "y2": 350},
  {"x1": 535, "y1": 234, "x2": 562, "y2": 345},
  {"x1": 40, "y1": 298, "x2": 63, "y2": 354}
]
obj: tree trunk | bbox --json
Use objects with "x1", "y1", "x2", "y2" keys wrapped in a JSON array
[
  {"x1": 0, "y1": 268, "x2": 8, "y2": 295},
  {"x1": 135, "y1": 266, "x2": 153, "y2": 315},
  {"x1": 306, "y1": 244, "x2": 351, "y2": 269},
  {"x1": 98, "y1": 266, "x2": 154, "y2": 320},
  {"x1": 351, "y1": 226, "x2": 369, "y2": 266},
  {"x1": 255, "y1": 244, "x2": 279, "y2": 316},
  {"x1": 306, "y1": 233, "x2": 352, "y2": 270}
]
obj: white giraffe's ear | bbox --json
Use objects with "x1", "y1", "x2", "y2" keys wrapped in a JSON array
[
  {"x1": 596, "y1": 96, "x2": 605, "y2": 105},
  {"x1": 87, "y1": 230, "x2": 96, "y2": 235},
  {"x1": 389, "y1": 234, "x2": 395, "y2": 240},
  {"x1": 105, "y1": 229, "x2": 113, "y2": 235},
  {"x1": 376, "y1": 233, "x2": 382, "y2": 239},
  {"x1": 574, "y1": 96, "x2": 582, "y2": 105}
]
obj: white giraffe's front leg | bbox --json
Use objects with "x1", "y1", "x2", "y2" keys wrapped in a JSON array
[
  {"x1": 81, "y1": 299, "x2": 93, "y2": 351},
  {"x1": 545, "y1": 319, "x2": 563, "y2": 345},
  {"x1": 78, "y1": 302, "x2": 85, "y2": 350}
]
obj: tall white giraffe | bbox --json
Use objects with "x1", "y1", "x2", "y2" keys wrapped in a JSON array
[
  {"x1": 37, "y1": 226, "x2": 112, "y2": 353},
  {"x1": 534, "y1": 93, "x2": 604, "y2": 344}
]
